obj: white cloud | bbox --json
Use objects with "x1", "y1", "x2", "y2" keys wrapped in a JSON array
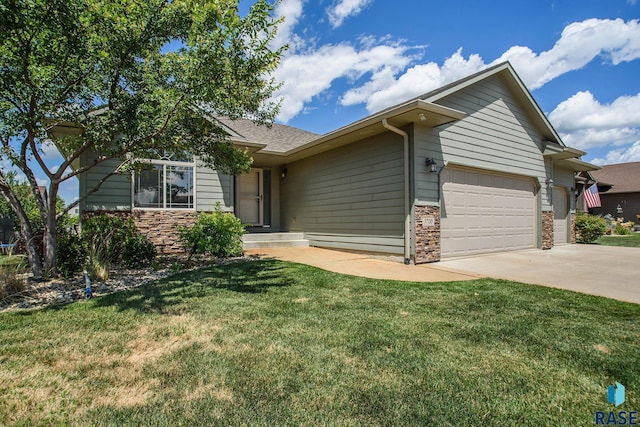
[
  {"x1": 273, "y1": 42, "x2": 413, "y2": 122},
  {"x1": 590, "y1": 141, "x2": 640, "y2": 165},
  {"x1": 549, "y1": 91, "x2": 640, "y2": 150},
  {"x1": 328, "y1": 0, "x2": 373, "y2": 28},
  {"x1": 272, "y1": 0, "x2": 306, "y2": 51},
  {"x1": 272, "y1": 16, "x2": 640, "y2": 124},
  {"x1": 343, "y1": 48, "x2": 486, "y2": 113},
  {"x1": 493, "y1": 18, "x2": 640, "y2": 89}
]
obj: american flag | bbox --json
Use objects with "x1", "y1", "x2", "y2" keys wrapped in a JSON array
[{"x1": 584, "y1": 183, "x2": 601, "y2": 208}]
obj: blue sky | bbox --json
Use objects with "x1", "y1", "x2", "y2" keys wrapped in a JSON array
[
  {"x1": 262, "y1": 0, "x2": 640, "y2": 167},
  {"x1": 4, "y1": 0, "x2": 639, "y2": 205}
]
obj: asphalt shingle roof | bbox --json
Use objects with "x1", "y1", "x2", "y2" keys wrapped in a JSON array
[
  {"x1": 215, "y1": 117, "x2": 319, "y2": 153},
  {"x1": 591, "y1": 161, "x2": 640, "y2": 194}
]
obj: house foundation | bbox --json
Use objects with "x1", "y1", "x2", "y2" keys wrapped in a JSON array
[
  {"x1": 82, "y1": 210, "x2": 197, "y2": 254},
  {"x1": 414, "y1": 205, "x2": 441, "y2": 264}
]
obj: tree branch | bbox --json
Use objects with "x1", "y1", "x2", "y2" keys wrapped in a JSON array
[{"x1": 58, "y1": 164, "x2": 127, "y2": 218}]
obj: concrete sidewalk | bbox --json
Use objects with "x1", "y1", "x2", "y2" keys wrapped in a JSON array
[{"x1": 244, "y1": 247, "x2": 479, "y2": 282}]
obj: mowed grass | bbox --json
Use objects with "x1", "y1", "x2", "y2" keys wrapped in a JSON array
[
  {"x1": 596, "y1": 232, "x2": 640, "y2": 247},
  {"x1": 0, "y1": 260, "x2": 638, "y2": 426}
]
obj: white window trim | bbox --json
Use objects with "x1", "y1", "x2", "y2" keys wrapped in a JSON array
[{"x1": 132, "y1": 158, "x2": 197, "y2": 211}]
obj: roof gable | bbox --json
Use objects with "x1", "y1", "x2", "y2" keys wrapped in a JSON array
[
  {"x1": 419, "y1": 62, "x2": 564, "y2": 146},
  {"x1": 591, "y1": 161, "x2": 640, "y2": 193}
]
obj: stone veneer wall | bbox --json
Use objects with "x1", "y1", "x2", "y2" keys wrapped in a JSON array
[
  {"x1": 82, "y1": 210, "x2": 197, "y2": 254},
  {"x1": 570, "y1": 212, "x2": 576, "y2": 244},
  {"x1": 541, "y1": 211, "x2": 554, "y2": 250},
  {"x1": 414, "y1": 205, "x2": 441, "y2": 263}
]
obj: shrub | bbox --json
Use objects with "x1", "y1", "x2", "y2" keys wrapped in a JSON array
[
  {"x1": 0, "y1": 257, "x2": 26, "y2": 300},
  {"x1": 575, "y1": 213, "x2": 607, "y2": 243},
  {"x1": 614, "y1": 224, "x2": 632, "y2": 236},
  {"x1": 178, "y1": 208, "x2": 245, "y2": 259},
  {"x1": 121, "y1": 234, "x2": 157, "y2": 269},
  {"x1": 82, "y1": 215, "x2": 156, "y2": 276},
  {"x1": 57, "y1": 232, "x2": 87, "y2": 278}
]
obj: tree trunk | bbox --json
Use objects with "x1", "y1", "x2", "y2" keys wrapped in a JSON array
[
  {"x1": 20, "y1": 218, "x2": 44, "y2": 279},
  {"x1": 43, "y1": 184, "x2": 59, "y2": 276},
  {"x1": 0, "y1": 184, "x2": 43, "y2": 278}
]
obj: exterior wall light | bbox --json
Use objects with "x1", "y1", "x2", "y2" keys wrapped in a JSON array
[
  {"x1": 281, "y1": 167, "x2": 288, "y2": 179},
  {"x1": 425, "y1": 157, "x2": 437, "y2": 173}
]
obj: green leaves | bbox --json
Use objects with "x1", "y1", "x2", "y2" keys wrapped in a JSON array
[{"x1": 0, "y1": 0, "x2": 282, "y2": 274}]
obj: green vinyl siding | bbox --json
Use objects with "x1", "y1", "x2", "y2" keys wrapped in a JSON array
[
  {"x1": 415, "y1": 74, "x2": 549, "y2": 208},
  {"x1": 195, "y1": 166, "x2": 233, "y2": 212},
  {"x1": 81, "y1": 151, "x2": 233, "y2": 213},
  {"x1": 81, "y1": 152, "x2": 131, "y2": 211},
  {"x1": 280, "y1": 132, "x2": 405, "y2": 254}
]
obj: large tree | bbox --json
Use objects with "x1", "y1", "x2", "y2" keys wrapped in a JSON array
[{"x1": 0, "y1": 0, "x2": 283, "y2": 277}]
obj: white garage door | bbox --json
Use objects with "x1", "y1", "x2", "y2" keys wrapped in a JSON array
[
  {"x1": 553, "y1": 187, "x2": 568, "y2": 244},
  {"x1": 441, "y1": 167, "x2": 535, "y2": 258}
]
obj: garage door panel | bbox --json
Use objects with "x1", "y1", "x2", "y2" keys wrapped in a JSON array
[
  {"x1": 441, "y1": 168, "x2": 535, "y2": 257},
  {"x1": 553, "y1": 187, "x2": 568, "y2": 244}
]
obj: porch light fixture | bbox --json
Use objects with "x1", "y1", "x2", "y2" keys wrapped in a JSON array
[
  {"x1": 281, "y1": 167, "x2": 288, "y2": 179},
  {"x1": 425, "y1": 157, "x2": 437, "y2": 173},
  {"x1": 545, "y1": 178, "x2": 554, "y2": 185}
]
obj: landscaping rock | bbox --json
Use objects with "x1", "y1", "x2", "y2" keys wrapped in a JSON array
[{"x1": 0, "y1": 255, "x2": 250, "y2": 312}]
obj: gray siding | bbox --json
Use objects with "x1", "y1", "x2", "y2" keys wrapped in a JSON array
[
  {"x1": 415, "y1": 74, "x2": 549, "y2": 208},
  {"x1": 280, "y1": 132, "x2": 405, "y2": 254},
  {"x1": 552, "y1": 166, "x2": 576, "y2": 211},
  {"x1": 81, "y1": 151, "x2": 233, "y2": 212},
  {"x1": 196, "y1": 166, "x2": 233, "y2": 211},
  {"x1": 81, "y1": 151, "x2": 131, "y2": 211}
]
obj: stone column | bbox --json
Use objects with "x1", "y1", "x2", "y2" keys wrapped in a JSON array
[
  {"x1": 541, "y1": 211, "x2": 554, "y2": 250},
  {"x1": 414, "y1": 205, "x2": 441, "y2": 263},
  {"x1": 570, "y1": 212, "x2": 576, "y2": 244}
]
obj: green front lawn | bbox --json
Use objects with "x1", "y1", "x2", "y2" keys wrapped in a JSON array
[
  {"x1": 596, "y1": 232, "x2": 640, "y2": 247},
  {"x1": 1, "y1": 260, "x2": 638, "y2": 425}
]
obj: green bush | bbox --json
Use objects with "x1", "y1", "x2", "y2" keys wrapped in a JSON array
[
  {"x1": 178, "y1": 208, "x2": 245, "y2": 259},
  {"x1": 82, "y1": 215, "x2": 156, "y2": 274},
  {"x1": 121, "y1": 234, "x2": 157, "y2": 269},
  {"x1": 575, "y1": 213, "x2": 607, "y2": 243},
  {"x1": 614, "y1": 224, "x2": 632, "y2": 235},
  {"x1": 57, "y1": 233, "x2": 87, "y2": 278}
]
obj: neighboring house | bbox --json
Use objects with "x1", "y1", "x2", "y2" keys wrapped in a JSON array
[
  {"x1": 591, "y1": 162, "x2": 640, "y2": 221},
  {"x1": 71, "y1": 62, "x2": 598, "y2": 263}
]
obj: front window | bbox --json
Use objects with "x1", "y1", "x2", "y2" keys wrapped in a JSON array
[{"x1": 134, "y1": 160, "x2": 194, "y2": 209}]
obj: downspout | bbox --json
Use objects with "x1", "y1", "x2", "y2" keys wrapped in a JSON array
[
  {"x1": 381, "y1": 119, "x2": 411, "y2": 265},
  {"x1": 437, "y1": 161, "x2": 448, "y2": 203}
]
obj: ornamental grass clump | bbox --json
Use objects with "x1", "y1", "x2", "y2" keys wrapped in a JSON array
[
  {"x1": 82, "y1": 215, "x2": 157, "y2": 280},
  {"x1": 178, "y1": 207, "x2": 245, "y2": 260}
]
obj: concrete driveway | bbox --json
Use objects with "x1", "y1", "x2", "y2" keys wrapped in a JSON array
[
  {"x1": 438, "y1": 244, "x2": 640, "y2": 304},
  {"x1": 247, "y1": 245, "x2": 639, "y2": 304}
]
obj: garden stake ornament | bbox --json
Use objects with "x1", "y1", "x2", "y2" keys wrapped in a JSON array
[{"x1": 83, "y1": 269, "x2": 92, "y2": 299}]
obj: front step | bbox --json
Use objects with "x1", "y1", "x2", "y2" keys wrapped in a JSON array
[{"x1": 242, "y1": 232, "x2": 309, "y2": 249}]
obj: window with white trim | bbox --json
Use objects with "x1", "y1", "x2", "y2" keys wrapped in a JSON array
[{"x1": 133, "y1": 159, "x2": 194, "y2": 209}]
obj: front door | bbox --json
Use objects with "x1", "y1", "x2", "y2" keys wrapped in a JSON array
[{"x1": 238, "y1": 168, "x2": 263, "y2": 226}]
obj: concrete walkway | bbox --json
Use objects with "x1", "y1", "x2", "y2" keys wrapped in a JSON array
[
  {"x1": 245, "y1": 245, "x2": 640, "y2": 304},
  {"x1": 244, "y1": 247, "x2": 479, "y2": 282}
]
